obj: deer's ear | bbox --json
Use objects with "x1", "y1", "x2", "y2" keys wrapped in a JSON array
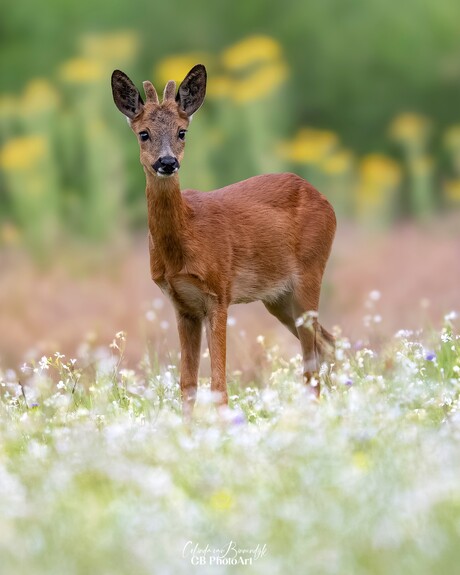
[
  {"x1": 176, "y1": 64, "x2": 207, "y2": 117},
  {"x1": 111, "y1": 70, "x2": 144, "y2": 120}
]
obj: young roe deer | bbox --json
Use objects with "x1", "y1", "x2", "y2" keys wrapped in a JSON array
[{"x1": 111, "y1": 64, "x2": 336, "y2": 417}]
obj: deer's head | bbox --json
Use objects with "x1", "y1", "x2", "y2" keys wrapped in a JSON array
[{"x1": 111, "y1": 65, "x2": 206, "y2": 177}]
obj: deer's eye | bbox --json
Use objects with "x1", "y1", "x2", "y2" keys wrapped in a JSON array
[
  {"x1": 139, "y1": 131, "x2": 150, "y2": 142},
  {"x1": 178, "y1": 129, "x2": 187, "y2": 141}
]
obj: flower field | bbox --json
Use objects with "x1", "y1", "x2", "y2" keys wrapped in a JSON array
[{"x1": 0, "y1": 315, "x2": 459, "y2": 574}]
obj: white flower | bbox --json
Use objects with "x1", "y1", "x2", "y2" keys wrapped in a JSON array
[
  {"x1": 369, "y1": 290, "x2": 381, "y2": 301},
  {"x1": 38, "y1": 356, "x2": 49, "y2": 370},
  {"x1": 444, "y1": 311, "x2": 458, "y2": 322},
  {"x1": 57, "y1": 381, "x2": 66, "y2": 389}
]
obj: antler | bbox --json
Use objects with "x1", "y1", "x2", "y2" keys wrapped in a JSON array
[
  {"x1": 143, "y1": 81, "x2": 159, "y2": 104},
  {"x1": 163, "y1": 80, "x2": 176, "y2": 102}
]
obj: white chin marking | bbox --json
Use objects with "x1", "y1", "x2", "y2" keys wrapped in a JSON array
[{"x1": 156, "y1": 170, "x2": 177, "y2": 178}]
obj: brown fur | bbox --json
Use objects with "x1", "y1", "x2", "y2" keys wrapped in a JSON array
[{"x1": 111, "y1": 66, "x2": 337, "y2": 417}]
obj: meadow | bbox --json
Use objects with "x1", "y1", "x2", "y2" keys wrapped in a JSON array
[
  {"x1": 1, "y1": 4, "x2": 460, "y2": 572},
  {"x1": 0, "y1": 313, "x2": 459, "y2": 574}
]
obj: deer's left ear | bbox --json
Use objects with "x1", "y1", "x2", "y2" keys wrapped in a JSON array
[{"x1": 176, "y1": 65, "x2": 207, "y2": 117}]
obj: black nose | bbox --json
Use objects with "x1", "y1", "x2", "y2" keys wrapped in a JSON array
[{"x1": 154, "y1": 156, "x2": 180, "y2": 175}]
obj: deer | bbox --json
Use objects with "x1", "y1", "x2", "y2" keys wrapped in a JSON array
[{"x1": 111, "y1": 64, "x2": 336, "y2": 418}]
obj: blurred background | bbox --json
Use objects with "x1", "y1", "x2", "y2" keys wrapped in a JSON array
[{"x1": 0, "y1": 0, "x2": 459, "y2": 376}]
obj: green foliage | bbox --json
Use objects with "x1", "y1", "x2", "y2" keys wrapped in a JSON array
[
  {"x1": 0, "y1": 319, "x2": 459, "y2": 573},
  {"x1": 2, "y1": 2, "x2": 460, "y2": 256}
]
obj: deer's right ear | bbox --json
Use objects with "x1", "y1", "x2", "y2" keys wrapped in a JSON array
[{"x1": 111, "y1": 70, "x2": 144, "y2": 120}]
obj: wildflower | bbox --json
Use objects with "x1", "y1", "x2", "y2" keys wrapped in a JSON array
[
  {"x1": 145, "y1": 310, "x2": 156, "y2": 322},
  {"x1": 115, "y1": 331, "x2": 126, "y2": 341},
  {"x1": 222, "y1": 36, "x2": 282, "y2": 70},
  {"x1": 81, "y1": 31, "x2": 139, "y2": 62},
  {"x1": 321, "y1": 149, "x2": 354, "y2": 175},
  {"x1": 59, "y1": 57, "x2": 104, "y2": 84},
  {"x1": 279, "y1": 128, "x2": 338, "y2": 165},
  {"x1": 0, "y1": 135, "x2": 48, "y2": 171},
  {"x1": 443, "y1": 124, "x2": 460, "y2": 150},
  {"x1": 155, "y1": 53, "x2": 212, "y2": 85},
  {"x1": 38, "y1": 356, "x2": 49, "y2": 370},
  {"x1": 369, "y1": 290, "x2": 381, "y2": 302},
  {"x1": 389, "y1": 113, "x2": 431, "y2": 144},
  {"x1": 444, "y1": 311, "x2": 458, "y2": 322},
  {"x1": 21, "y1": 78, "x2": 59, "y2": 115},
  {"x1": 444, "y1": 180, "x2": 460, "y2": 202},
  {"x1": 57, "y1": 381, "x2": 66, "y2": 390},
  {"x1": 232, "y1": 61, "x2": 288, "y2": 103},
  {"x1": 425, "y1": 351, "x2": 436, "y2": 362},
  {"x1": 209, "y1": 489, "x2": 234, "y2": 512}
]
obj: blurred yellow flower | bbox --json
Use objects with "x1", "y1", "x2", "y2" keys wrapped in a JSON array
[
  {"x1": 155, "y1": 53, "x2": 212, "y2": 86},
  {"x1": 209, "y1": 489, "x2": 233, "y2": 512},
  {"x1": 359, "y1": 154, "x2": 402, "y2": 187},
  {"x1": 207, "y1": 75, "x2": 232, "y2": 99},
  {"x1": 444, "y1": 179, "x2": 460, "y2": 202},
  {"x1": 232, "y1": 61, "x2": 288, "y2": 103},
  {"x1": 21, "y1": 79, "x2": 60, "y2": 115},
  {"x1": 0, "y1": 95, "x2": 16, "y2": 119},
  {"x1": 352, "y1": 451, "x2": 370, "y2": 471},
  {"x1": 321, "y1": 150, "x2": 354, "y2": 175},
  {"x1": 443, "y1": 124, "x2": 460, "y2": 150},
  {"x1": 81, "y1": 31, "x2": 139, "y2": 62},
  {"x1": 279, "y1": 128, "x2": 338, "y2": 164},
  {"x1": 59, "y1": 58, "x2": 104, "y2": 84},
  {"x1": 411, "y1": 155, "x2": 433, "y2": 176},
  {"x1": 389, "y1": 113, "x2": 431, "y2": 144},
  {"x1": 0, "y1": 222, "x2": 20, "y2": 245},
  {"x1": 222, "y1": 35, "x2": 282, "y2": 71},
  {"x1": 0, "y1": 135, "x2": 48, "y2": 171}
]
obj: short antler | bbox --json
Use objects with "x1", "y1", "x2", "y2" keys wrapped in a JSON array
[
  {"x1": 163, "y1": 80, "x2": 176, "y2": 102},
  {"x1": 143, "y1": 81, "x2": 159, "y2": 104}
]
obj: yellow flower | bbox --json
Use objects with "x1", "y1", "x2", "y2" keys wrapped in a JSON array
[
  {"x1": 222, "y1": 35, "x2": 282, "y2": 71},
  {"x1": 0, "y1": 95, "x2": 16, "y2": 119},
  {"x1": 321, "y1": 150, "x2": 354, "y2": 175},
  {"x1": 207, "y1": 75, "x2": 232, "y2": 99},
  {"x1": 21, "y1": 79, "x2": 60, "y2": 115},
  {"x1": 443, "y1": 124, "x2": 460, "y2": 150},
  {"x1": 1, "y1": 222, "x2": 20, "y2": 245},
  {"x1": 359, "y1": 154, "x2": 401, "y2": 188},
  {"x1": 81, "y1": 31, "x2": 139, "y2": 62},
  {"x1": 59, "y1": 58, "x2": 104, "y2": 84},
  {"x1": 155, "y1": 53, "x2": 212, "y2": 86},
  {"x1": 232, "y1": 61, "x2": 288, "y2": 103},
  {"x1": 209, "y1": 489, "x2": 233, "y2": 512},
  {"x1": 444, "y1": 179, "x2": 460, "y2": 202},
  {"x1": 0, "y1": 135, "x2": 48, "y2": 171},
  {"x1": 352, "y1": 451, "x2": 370, "y2": 472},
  {"x1": 279, "y1": 128, "x2": 338, "y2": 164},
  {"x1": 389, "y1": 113, "x2": 431, "y2": 144}
]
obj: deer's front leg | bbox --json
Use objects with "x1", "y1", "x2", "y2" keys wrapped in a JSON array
[
  {"x1": 176, "y1": 313, "x2": 202, "y2": 418},
  {"x1": 205, "y1": 305, "x2": 228, "y2": 407}
]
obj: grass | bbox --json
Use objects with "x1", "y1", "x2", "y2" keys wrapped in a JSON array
[{"x1": 0, "y1": 318, "x2": 459, "y2": 574}]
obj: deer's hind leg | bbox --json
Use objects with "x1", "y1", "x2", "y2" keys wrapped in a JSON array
[
  {"x1": 263, "y1": 293, "x2": 299, "y2": 339},
  {"x1": 291, "y1": 270, "x2": 324, "y2": 398}
]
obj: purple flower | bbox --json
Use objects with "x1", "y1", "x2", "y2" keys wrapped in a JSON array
[
  {"x1": 425, "y1": 351, "x2": 436, "y2": 362},
  {"x1": 345, "y1": 379, "x2": 353, "y2": 387},
  {"x1": 232, "y1": 412, "x2": 246, "y2": 425}
]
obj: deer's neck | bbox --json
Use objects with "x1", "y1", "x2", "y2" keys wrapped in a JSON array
[{"x1": 146, "y1": 172, "x2": 189, "y2": 272}]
